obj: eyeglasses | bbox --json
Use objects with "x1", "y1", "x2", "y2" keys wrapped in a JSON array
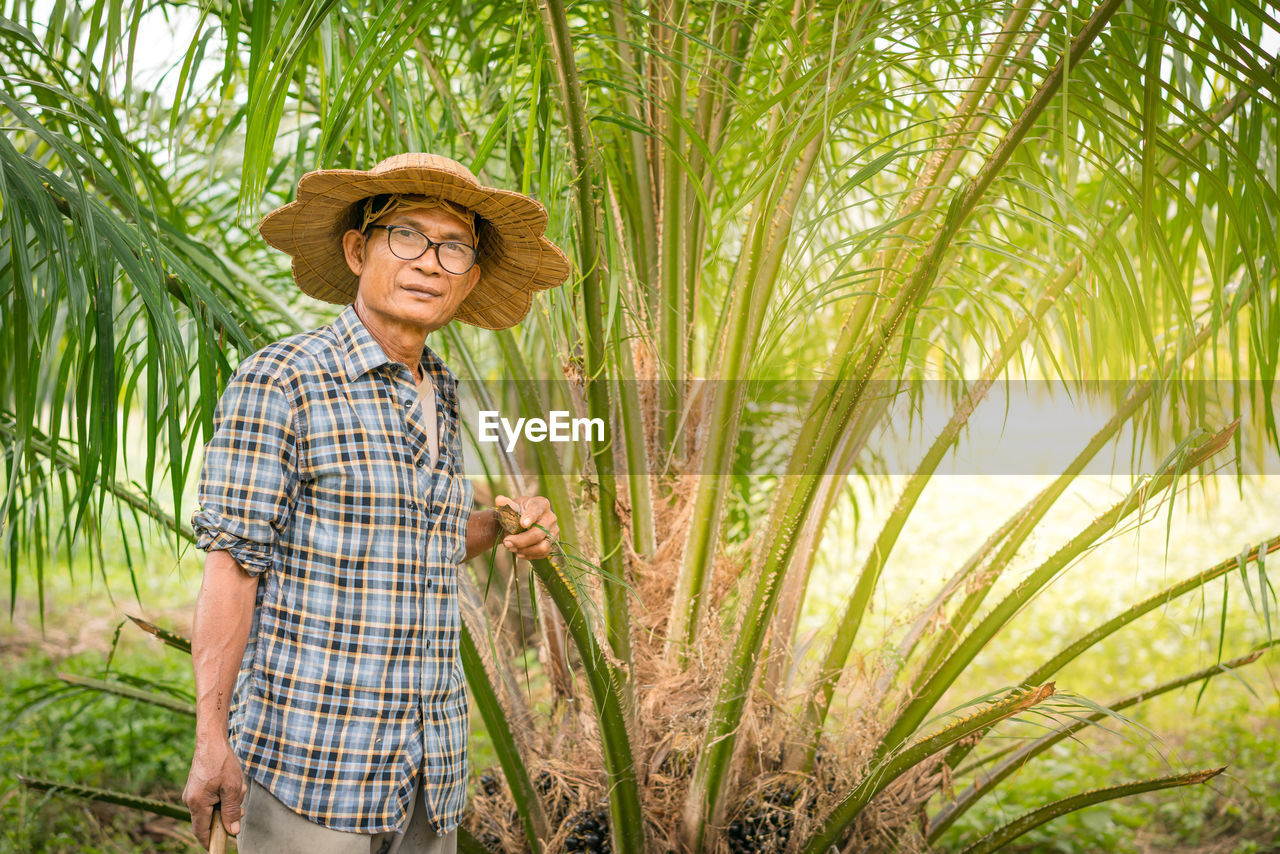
[{"x1": 367, "y1": 224, "x2": 478, "y2": 275}]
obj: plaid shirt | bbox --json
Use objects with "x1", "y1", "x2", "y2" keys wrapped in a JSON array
[{"x1": 192, "y1": 304, "x2": 473, "y2": 834}]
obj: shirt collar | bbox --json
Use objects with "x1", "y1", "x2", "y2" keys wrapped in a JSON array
[{"x1": 333, "y1": 303, "x2": 459, "y2": 397}]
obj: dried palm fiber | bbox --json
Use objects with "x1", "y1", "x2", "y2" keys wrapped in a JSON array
[
  {"x1": 838, "y1": 758, "x2": 947, "y2": 854},
  {"x1": 631, "y1": 473, "x2": 699, "y2": 637}
]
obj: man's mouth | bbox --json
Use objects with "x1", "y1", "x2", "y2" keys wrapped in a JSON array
[{"x1": 402, "y1": 283, "x2": 443, "y2": 298}]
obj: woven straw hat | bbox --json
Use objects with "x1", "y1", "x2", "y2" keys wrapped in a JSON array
[{"x1": 258, "y1": 153, "x2": 571, "y2": 330}]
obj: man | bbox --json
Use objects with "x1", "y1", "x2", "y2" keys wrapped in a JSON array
[{"x1": 182, "y1": 154, "x2": 570, "y2": 853}]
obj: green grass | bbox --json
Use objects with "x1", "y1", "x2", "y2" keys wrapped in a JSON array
[
  {"x1": 0, "y1": 515, "x2": 199, "y2": 853},
  {"x1": 0, "y1": 644, "x2": 195, "y2": 853}
]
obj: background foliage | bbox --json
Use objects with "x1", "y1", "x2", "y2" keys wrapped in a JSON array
[{"x1": 1, "y1": 0, "x2": 1278, "y2": 851}]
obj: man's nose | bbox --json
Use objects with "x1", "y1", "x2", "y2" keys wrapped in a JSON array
[{"x1": 411, "y1": 244, "x2": 445, "y2": 274}]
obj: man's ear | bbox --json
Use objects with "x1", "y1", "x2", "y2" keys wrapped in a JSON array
[
  {"x1": 460, "y1": 265, "x2": 481, "y2": 300},
  {"x1": 342, "y1": 229, "x2": 367, "y2": 276}
]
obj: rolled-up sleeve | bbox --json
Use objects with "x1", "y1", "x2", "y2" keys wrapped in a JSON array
[{"x1": 192, "y1": 364, "x2": 299, "y2": 576}]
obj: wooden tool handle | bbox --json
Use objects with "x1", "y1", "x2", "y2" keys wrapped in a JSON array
[{"x1": 210, "y1": 806, "x2": 228, "y2": 854}]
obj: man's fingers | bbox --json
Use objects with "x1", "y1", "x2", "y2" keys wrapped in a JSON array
[
  {"x1": 187, "y1": 795, "x2": 213, "y2": 849},
  {"x1": 518, "y1": 498, "x2": 551, "y2": 529},
  {"x1": 503, "y1": 528, "x2": 552, "y2": 551},
  {"x1": 219, "y1": 779, "x2": 246, "y2": 835},
  {"x1": 516, "y1": 541, "x2": 554, "y2": 558},
  {"x1": 503, "y1": 528, "x2": 556, "y2": 559},
  {"x1": 194, "y1": 818, "x2": 211, "y2": 849}
]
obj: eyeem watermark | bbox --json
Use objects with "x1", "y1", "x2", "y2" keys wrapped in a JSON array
[
  {"x1": 460, "y1": 380, "x2": 1279, "y2": 474},
  {"x1": 478, "y1": 410, "x2": 606, "y2": 452}
]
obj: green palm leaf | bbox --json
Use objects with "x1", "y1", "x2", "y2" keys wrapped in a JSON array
[
  {"x1": 17, "y1": 775, "x2": 189, "y2": 821},
  {"x1": 958, "y1": 767, "x2": 1226, "y2": 854}
]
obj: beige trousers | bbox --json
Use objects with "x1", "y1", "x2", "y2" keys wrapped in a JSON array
[{"x1": 237, "y1": 777, "x2": 459, "y2": 854}]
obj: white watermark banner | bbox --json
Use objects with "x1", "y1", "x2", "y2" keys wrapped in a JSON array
[{"x1": 455, "y1": 379, "x2": 1279, "y2": 475}]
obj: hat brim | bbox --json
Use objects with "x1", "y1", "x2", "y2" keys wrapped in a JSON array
[{"x1": 259, "y1": 161, "x2": 570, "y2": 330}]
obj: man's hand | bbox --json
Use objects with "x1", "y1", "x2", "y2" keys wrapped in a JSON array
[
  {"x1": 183, "y1": 735, "x2": 245, "y2": 849},
  {"x1": 495, "y1": 494, "x2": 559, "y2": 560}
]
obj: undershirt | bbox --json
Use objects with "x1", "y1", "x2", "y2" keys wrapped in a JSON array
[{"x1": 415, "y1": 374, "x2": 440, "y2": 469}]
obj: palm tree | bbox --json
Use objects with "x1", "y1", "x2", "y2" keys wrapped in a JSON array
[{"x1": 1, "y1": 0, "x2": 1277, "y2": 851}]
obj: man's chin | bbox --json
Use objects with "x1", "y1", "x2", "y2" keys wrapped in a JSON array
[{"x1": 394, "y1": 302, "x2": 456, "y2": 333}]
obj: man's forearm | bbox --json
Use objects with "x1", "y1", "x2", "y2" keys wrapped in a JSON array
[
  {"x1": 465, "y1": 508, "x2": 501, "y2": 561},
  {"x1": 185, "y1": 549, "x2": 257, "y2": 847},
  {"x1": 191, "y1": 550, "x2": 258, "y2": 739}
]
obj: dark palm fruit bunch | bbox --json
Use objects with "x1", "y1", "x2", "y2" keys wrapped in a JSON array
[
  {"x1": 727, "y1": 785, "x2": 800, "y2": 854},
  {"x1": 562, "y1": 807, "x2": 613, "y2": 853},
  {"x1": 536, "y1": 770, "x2": 571, "y2": 823},
  {"x1": 478, "y1": 773, "x2": 501, "y2": 797},
  {"x1": 475, "y1": 830, "x2": 503, "y2": 852}
]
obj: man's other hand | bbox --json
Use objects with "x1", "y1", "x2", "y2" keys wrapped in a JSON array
[
  {"x1": 183, "y1": 736, "x2": 245, "y2": 849},
  {"x1": 495, "y1": 494, "x2": 559, "y2": 559}
]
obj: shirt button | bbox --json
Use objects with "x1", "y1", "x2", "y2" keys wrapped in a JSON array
[
  {"x1": 426, "y1": 579, "x2": 433, "y2": 589},
  {"x1": 408, "y1": 500, "x2": 418, "y2": 511},
  {"x1": 416, "y1": 459, "x2": 425, "y2": 468}
]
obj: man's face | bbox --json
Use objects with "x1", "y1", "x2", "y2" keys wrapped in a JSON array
[{"x1": 343, "y1": 206, "x2": 480, "y2": 336}]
